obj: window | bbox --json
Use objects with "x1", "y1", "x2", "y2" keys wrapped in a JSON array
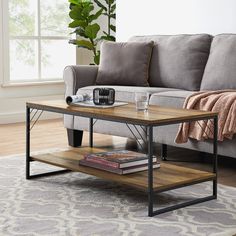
[{"x1": 3, "y1": 0, "x2": 75, "y2": 83}]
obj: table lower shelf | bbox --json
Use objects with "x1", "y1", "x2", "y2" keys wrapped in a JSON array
[{"x1": 31, "y1": 147, "x2": 216, "y2": 192}]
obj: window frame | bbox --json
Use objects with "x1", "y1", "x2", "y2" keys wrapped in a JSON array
[{"x1": 2, "y1": 0, "x2": 74, "y2": 85}]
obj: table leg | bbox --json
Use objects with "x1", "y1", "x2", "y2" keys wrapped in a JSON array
[
  {"x1": 26, "y1": 106, "x2": 30, "y2": 179},
  {"x1": 146, "y1": 117, "x2": 218, "y2": 217},
  {"x1": 147, "y1": 126, "x2": 154, "y2": 216},
  {"x1": 89, "y1": 118, "x2": 93, "y2": 148},
  {"x1": 213, "y1": 116, "x2": 218, "y2": 198},
  {"x1": 25, "y1": 107, "x2": 71, "y2": 179}
]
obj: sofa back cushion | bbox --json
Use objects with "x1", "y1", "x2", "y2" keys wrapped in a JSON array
[
  {"x1": 96, "y1": 41, "x2": 153, "y2": 86},
  {"x1": 129, "y1": 34, "x2": 212, "y2": 91},
  {"x1": 201, "y1": 34, "x2": 236, "y2": 90}
]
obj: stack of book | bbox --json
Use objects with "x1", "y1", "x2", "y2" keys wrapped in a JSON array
[{"x1": 79, "y1": 150, "x2": 160, "y2": 175}]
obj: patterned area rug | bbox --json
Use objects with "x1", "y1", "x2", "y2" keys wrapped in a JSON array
[{"x1": 0, "y1": 154, "x2": 236, "y2": 236}]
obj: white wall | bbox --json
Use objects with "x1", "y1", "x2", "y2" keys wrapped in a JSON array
[{"x1": 117, "y1": 0, "x2": 236, "y2": 41}]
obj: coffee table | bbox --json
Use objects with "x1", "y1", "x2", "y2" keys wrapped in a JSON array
[{"x1": 26, "y1": 100, "x2": 218, "y2": 217}]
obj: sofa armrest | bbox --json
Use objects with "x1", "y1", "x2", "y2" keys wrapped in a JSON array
[{"x1": 63, "y1": 65, "x2": 98, "y2": 97}]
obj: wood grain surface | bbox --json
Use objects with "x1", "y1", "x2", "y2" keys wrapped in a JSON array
[
  {"x1": 27, "y1": 100, "x2": 218, "y2": 126},
  {"x1": 31, "y1": 147, "x2": 216, "y2": 192}
]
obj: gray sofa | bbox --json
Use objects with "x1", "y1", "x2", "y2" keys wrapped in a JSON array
[{"x1": 63, "y1": 34, "x2": 236, "y2": 159}]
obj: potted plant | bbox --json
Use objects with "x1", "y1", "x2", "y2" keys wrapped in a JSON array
[
  {"x1": 94, "y1": 0, "x2": 116, "y2": 42},
  {"x1": 68, "y1": 0, "x2": 116, "y2": 65}
]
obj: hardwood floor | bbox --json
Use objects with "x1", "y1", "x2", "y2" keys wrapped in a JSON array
[
  {"x1": 0, "y1": 118, "x2": 235, "y2": 187},
  {"x1": 0, "y1": 119, "x2": 126, "y2": 156}
]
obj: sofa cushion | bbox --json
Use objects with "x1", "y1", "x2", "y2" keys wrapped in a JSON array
[
  {"x1": 129, "y1": 34, "x2": 212, "y2": 91},
  {"x1": 201, "y1": 34, "x2": 236, "y2": 90},
  {"x1": 149, "y1": 90, "x2": 195, "y2": 108},
  {"x1": 96, "y1": 41, "x2": 153, "y2": 86},
  {"x1": 77, "y1": 85, "x2": 181, "y2": 103}
]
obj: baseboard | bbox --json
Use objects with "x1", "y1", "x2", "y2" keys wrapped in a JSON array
[{"x1": 0, "y1": 111, "x2": 63, "y2": 124}]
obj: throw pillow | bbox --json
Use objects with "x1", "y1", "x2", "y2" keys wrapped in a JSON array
[
  {"x1": 96, "y1": 41, "x2": 154, "y2": 86},
  {"x1": 129, "y1": 34, "x2": 212, "y2": 91},
  {"x1": 201, "y1": 34, "x2": 236, "y2": 90}
]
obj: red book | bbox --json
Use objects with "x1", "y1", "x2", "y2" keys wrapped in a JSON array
[
  {"x1": 84, "y1": 150, "x2": 157, "y2": 168},
  {"x1": 79, "y1": 159, "x2": 160, "y2": 175}
]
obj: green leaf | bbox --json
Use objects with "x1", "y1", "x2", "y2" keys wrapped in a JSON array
[
  {"x1": 69, "y1": 3, "x2": 75, "y2": 10},
  {"x1": 69, "y1": 6, "x2": 84, "y2": 20},
  {"x1": 82, "y1": 4, "x2": 94, "y2": 18},
  {"x1": 110, "y1": 24, "x2": 116, "y2": 32},
  {"x1": 111, "y1": 3, "x2": 116, "y2": 13},
  {"x1": 76, "y1": 40, "x2": 94, "y2": 50},
  {"x1": 94, "y1": 51, "x2": 100, "y2": 65},
  {"x1": 100, "y1": 35, "x2": 116, "y2": 42},
  {"x1": 68, "y1": 0, "x2": 79, "y2": 5},
  {"x1": 110, "y1": 13, "x2": 116, "y2": 19},
  {"x1": 88, "y1": 8, "x2": 103, "y2": 22},
  {"x1": 69, "y1": 10, "x2": 81, "y2": 20},
  {"x1": 69, "y1": 20, "x2": 87, "y2": 28},
  {"x1": 103, "y1": 12, "x2": 116, "y2": 18},
  {"x1": 69, "y1": 0, "x2": 92, "y2": 3},
  {"x1": 105, "y1": 0, "x2": 114, "y2": 5},
  {"x1": 69, "y1": 2, "x2": 93, "y2": 20},
  {"x1": 68, "y1": 39, "x2": 78, "y2": 45},
  {"x1": 85, "y1": 23, "x2": 100, "y2": 39},
  {"x1": 76, "y1": 27, "x2": 87, "y2": 38},
  {"x1": 94, "y1": 0, "x2": 107, "y2": 11},
  {"x1": 69, "y1": 26, "x2": 87, "y2": 38}
]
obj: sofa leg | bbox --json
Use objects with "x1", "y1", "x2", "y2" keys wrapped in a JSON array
[
  {"x1": 161, "y1": 144, "x2": 168, "y2": 161},
  {"x1": 67, "y1": 129, "x2": 83, "y2": 147}
]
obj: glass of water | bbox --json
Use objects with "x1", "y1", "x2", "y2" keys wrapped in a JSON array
[{"x1": 135, "y1": 92, "x2": 149, "y2": 111}]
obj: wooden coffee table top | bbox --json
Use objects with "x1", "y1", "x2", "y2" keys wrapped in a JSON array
[{"x1": 27, "y1": 100, "x2": 218, "y2": 126}]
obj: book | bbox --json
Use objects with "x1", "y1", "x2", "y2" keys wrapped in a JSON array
[
  {"x1": 84, "y1": 150, "x2": 158, "y2": 168},
  {"x1": 79, "y1": 159, "x2": 160, "y2": 175}
]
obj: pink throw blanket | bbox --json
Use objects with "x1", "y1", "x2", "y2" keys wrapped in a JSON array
[{"x1": 175, "y1": 90, "x2": 236, "y2": 143}]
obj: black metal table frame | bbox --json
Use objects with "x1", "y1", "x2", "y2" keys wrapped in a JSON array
[{"x1": 26, "y1": 104, "x2": 218, "y2": 217}]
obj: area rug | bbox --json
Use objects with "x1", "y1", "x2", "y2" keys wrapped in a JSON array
[{"x1": 0, "y1": 153, "x2": 236, "y2": 236}]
